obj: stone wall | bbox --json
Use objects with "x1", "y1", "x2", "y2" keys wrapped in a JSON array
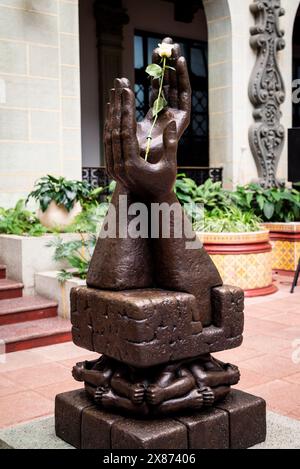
[{"x1": 0, "y1": 0, "x2": 82, "y2": 208}]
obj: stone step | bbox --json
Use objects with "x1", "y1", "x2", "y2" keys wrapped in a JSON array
[
  {"x1": 0, "y1": 317, "x2": 72, "y2": 353},
  {"x1": 0, "y1": 296, "x2": 58, "y2": 326},
  {"x1": 0, "y1": 279, "x2": 23, "y2": 300},
  {"x1": 0, "y1": 265, "x2": 6, "y2": 280}
]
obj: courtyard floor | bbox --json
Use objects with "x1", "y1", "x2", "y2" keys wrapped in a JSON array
[{"x1": 0, "y1": 273, "x2": 299, "y2": 430}]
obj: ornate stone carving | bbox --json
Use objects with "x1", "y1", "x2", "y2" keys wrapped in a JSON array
[{"x1": 249, "y1": 0, "x2": 286, "y2": 188}]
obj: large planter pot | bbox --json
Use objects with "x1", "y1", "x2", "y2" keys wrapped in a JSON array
[
  {"x1": 263, "y1": 222, "x2": 300, "y2": 273},
  {"x1": 38, "y1": 201, "x2": 81, "y2": 230},
  {"x1": 197, "y1": 230, "x2": 277, "y2": 297},
  {"x1": 0, "y1": 233, "x2": 86, "y2": 295},
  {"x1": 35, "y1": 271, "x2": 86, "y2": 318}
]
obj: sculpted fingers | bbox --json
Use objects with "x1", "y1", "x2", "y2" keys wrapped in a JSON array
[
  {"x1": 177, "y1": 56, "x2": 191, "y2": 112},
  {"x1": 111, "y1": 82, "x2": 123, "y2": 176},
  {"x1": 150, "y1": 48, "x2": 160, "y2": 106},
  {"x1": 162, "y1": 120, "x2": 178, "y2": 165},
  {"x1": 104, "y1": 102, "x2": 114, "y2": 178},
  {"x1": 168, "y1": 43, "x2": 181, "y2": 108},
  {"x1": 121, "y1": 88, "x2": 139, "y2": 163}
]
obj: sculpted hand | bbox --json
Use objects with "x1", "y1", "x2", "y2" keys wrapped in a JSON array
[
  {"x1": 138, "y1": 38, "x2": 191, "y2": 162},
  {"x1": 105, "y1": 83, "x2": 178, "y2": 198}
]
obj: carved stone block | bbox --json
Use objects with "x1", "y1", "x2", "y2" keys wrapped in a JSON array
[
  {"x1": 111, "y1": 418, "x2": 188, "y2": 449},
  {"x1": 71, "y1": 287, "x2": 206, "y2": 367},
  {"x1": 71, "y1": 285, "x2": 244, "y2": 368},
  {"x1": 55, "y1": 390, "x2": 94, "y2": 448},
  {"x1": 55, "y1": 389, "x2": 266, "y2": 449},
  {"x1": 177, "y1": 408, "x2": 229, "y2": 449},
  {"x1": 216, "y1": 389, "x2": 266, "y2": 449},
  {"x1": 211, "y1": 285, "x2": 244, "y2": 339},
  {"x1": 81, "y1": 407, "x2": 123, "y2": 449}
]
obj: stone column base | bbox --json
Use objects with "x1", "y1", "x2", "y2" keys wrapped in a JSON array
[{"x1": 55, "y1": 389, "x2": 266, "y2": 449}]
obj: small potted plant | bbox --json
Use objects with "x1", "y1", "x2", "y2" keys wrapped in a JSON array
[
  {"x1": 231, "y1": 183, "x2": 300, "y2": 273},
  {"x1": 27, "y1": 175, "x2": 93, "y2": 230}
]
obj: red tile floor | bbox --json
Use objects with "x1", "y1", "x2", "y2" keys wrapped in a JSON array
[{"x1": 0, "y1": 273, "x2": 299, "y2": 429}]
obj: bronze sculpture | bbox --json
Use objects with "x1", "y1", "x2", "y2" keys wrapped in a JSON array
[{"x1": 55, "y1": 39, "x2": 266, "y2": 449}]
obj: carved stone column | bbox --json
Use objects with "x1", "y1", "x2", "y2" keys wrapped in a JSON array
[
  {"x1": 94, "y1": 0, "x2": 129, "y2": 163},
  {"x1": 249, "y1": 0, "x2": 286, "y2": 188}
]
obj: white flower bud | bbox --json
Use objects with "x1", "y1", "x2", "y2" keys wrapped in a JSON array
[{"x1": 158, "y1": 43, "x2": 173, "y2": 59}]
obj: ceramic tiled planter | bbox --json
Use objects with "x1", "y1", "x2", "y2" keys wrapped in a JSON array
[
  {"x1": 198, "y1": 230, "x2": 276, "y2": 297},
  {"x1": 263, "y1": 223, "x2": 300, "y2": 273}
]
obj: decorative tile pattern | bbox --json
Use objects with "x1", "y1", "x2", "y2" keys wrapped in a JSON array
[
  {"x1": 202, "y1": 231, "x2": 269, "y2": 245},
  {"x1": 210, "y1": 251, "x2": 273, "y2": 290},
  {"x1": 264, "y1": 223, "x2": 300, "y2": 233},
  {"x1": 271, "y1": 239, "x2": 300, "y2": 272}
]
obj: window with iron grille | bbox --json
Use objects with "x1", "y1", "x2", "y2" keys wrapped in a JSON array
[{"x1": 134, "y1": 31, "x2": 209, "y2": 167}]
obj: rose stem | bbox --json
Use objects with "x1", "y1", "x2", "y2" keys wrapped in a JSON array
[{"x1": 145, "y1": 56, "x2": 167, "y2": 162}]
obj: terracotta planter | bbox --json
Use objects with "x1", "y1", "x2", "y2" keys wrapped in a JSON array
[
  {"x1": 197, "y1": 230, "x2": 277, "y2": 297},
  {"x1": 38, "y1": 201, "x2": 82, "y2": 230},
  {"x1": 263, "y1": 222, "x2": 300, "y2": 273}
]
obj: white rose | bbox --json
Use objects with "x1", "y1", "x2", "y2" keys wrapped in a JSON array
[{"x1": 158, "y1": 43, "x2": 173, "y2": 59}]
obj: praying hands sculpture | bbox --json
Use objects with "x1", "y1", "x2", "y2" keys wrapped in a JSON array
[
  {"x1": 70, "y1": 38, "x2": 244, "y2": 416},
  {"x1": 56, "y1": 39, "x2": 266, "y2": 450}
]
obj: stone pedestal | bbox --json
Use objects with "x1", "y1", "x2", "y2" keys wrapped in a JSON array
[{"x1": 55, "y1": 389, "x2": 266, "y2": 449}]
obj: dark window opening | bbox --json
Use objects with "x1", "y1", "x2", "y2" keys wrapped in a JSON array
[{"x1": 134, "y1": 31, "x2": 209, "y2": 167}]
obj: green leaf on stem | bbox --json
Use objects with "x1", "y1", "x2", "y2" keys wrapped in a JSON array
[
  {"x1": 146, "y1": 64, "x2": 163, "y2": 78},
  {"x1": 152, "y1": 96, "x2": 167, "y2": 117},
  {"x1": 263, "y1": 202, "x2": 275, "y2": 220}
]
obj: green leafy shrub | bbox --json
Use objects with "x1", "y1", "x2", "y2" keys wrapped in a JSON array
[
  {"x1": 194, "y1": 206, "x2": 262, "y2": 233},
  {"x1": 175, "y1": 175, "x2": 261, "y2": 233},
  {"x1": 0, "y1": 200, "x2": 47, "y2": 236},
  {"x1": 49, "y1": 202, "x2": 109, "y2": 282},
  {"x1": 175, "y1": 175, "x2": 231, "y2": 210},
  {"x1": 231, "y1": 183, "x2": 300, "y2": 222},
  {"x1": 48, "y1": 235, "x2": 96, "y2": 282},
  {"x1": 27, "y1": 175, "x2": 102, "y2": 212},
  {"x1": 67, "y1": 203, "x2": 109, "y2": 234}
]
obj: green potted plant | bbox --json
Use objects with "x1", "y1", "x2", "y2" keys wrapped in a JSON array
[
  {"x1": 0, "y1": 200, "x2": 47, "y2": 236},
  {"x1": 175, "y1": 176, "x2": 275, "y2": 297},
  {"x1": 27, "y1": 175, "x2": 97, "y2": 230},
  {"x1": 231, "y1": 183, "x2": 300, "y2": 273}
]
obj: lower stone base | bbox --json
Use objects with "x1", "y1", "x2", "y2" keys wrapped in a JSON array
[{"x1": 55, "y1": 389, "x2": 266, "y2": 449}]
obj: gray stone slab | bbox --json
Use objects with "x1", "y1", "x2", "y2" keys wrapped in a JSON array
[
  {"x1": 253, "y1": 411, "x2": 300, "y2": 449},
  {"x1": 0, "y1": 411, "x2": 299, "y2": 449},
  {"x1": 0, "y1": 417, "x2": 73, "y2": 450}
]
